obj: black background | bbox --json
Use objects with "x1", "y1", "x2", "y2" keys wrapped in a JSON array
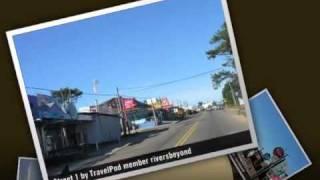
[{"x1": 0, "y1": 0, "x2": 319, "y2": 179}]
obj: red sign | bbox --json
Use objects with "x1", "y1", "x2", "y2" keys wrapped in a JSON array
[
  {"x1": 161, "y1": 98, "x2": 171, "y2": 108},
  {"x1": 122, "y1": 98, "x2": 136, "y2": 110}
]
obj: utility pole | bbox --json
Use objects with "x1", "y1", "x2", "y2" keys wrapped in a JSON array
[
  {"x1": 228, "y1": 81, "x2": 237, "y2": 106},
  {"x1": 151, "y1": 103, "x2": 158, "y2": 126},
  {"x1": 93, "y1": 80, "x2": 99, "y2": 113},
  {"x1": 116, "y1": 87, "x2": 128, "y2": 136},
  {"x1": 150, "y1": 98, "x2": 158, "y2": 125},
  {"x1": 93, "y1": 80, "x2": 100, "y2": 151}
]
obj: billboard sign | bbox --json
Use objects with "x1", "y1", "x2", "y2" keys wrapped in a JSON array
[{"x1": 122, "y1": 98, "x2": 137, "y2": 110}]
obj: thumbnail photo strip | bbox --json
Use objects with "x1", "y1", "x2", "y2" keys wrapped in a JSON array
[
  {"x1": 16, "y1": 90, "x2": 311, "y2": 180},
  {"x1": 7, "y1": 0, "x2": 258, "y2": 179}
]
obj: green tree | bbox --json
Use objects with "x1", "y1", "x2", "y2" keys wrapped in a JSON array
[
  {"x1": 207, "y1": 23, "x2": 241, "y2": 103},
  {"x1": 51, "y1": 87, "x2": 83, "y2": 104},
  {"x1": 207, "y1": 23, "x2": 232, "y2": 59},
  {"x1": 51, "y1": 87, "x2": 83, "y2": 118}
]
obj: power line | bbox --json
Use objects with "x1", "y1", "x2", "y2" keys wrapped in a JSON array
[
  {"x1": 26, "y1": 86, "x2": 153, "y2": 99},
  {"x1": 120, "y1": 68, "x2": 222, "y2": 92},
  {"x1": 26, "y1": 68, "x2": 221, "y2": 98},
  {"x1": 26, "y1": 86, "x2": 116, "y2": 97}
]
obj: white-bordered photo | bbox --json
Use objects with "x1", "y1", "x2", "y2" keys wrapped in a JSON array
[
  {"x1": 7, "y1": 0, "x2": 258, "y2": 179},
  {"x1": 17, "y1": 157, "x2": 42, "y2": 180},
  {"x1": 229, "y1": 89, "x2": 312, "y2": 180}
]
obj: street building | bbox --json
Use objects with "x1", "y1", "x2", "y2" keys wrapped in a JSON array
[
  {"x1": 28, "y1": 94, "x2": 121, "y2": 160},
  {"x1": 89, "y1": 97, "x2": 153, "y2": 132},
  {"x1": 78, "y1": 112, "x2": 121, "y2": 145},
  {"x1": 35, "y1": 118, "x2": 90, "y2": 160}
]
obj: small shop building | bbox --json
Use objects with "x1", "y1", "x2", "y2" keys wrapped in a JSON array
[{"x1": 29, "y1": 94, "x2": 121, "y2": 160}]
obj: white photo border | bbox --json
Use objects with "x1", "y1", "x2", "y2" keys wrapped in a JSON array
[{"x1": 7, "y1": 0, "x2": 258, "y2": 179}]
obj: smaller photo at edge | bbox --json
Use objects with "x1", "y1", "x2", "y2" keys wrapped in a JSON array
[{"x1": 229, "y1": 89, "x2": 312, "y2": 180}]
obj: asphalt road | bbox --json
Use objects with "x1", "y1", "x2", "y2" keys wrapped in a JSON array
[{"x1": 91, "y1": 109, "x2": 250, "y2": 166}]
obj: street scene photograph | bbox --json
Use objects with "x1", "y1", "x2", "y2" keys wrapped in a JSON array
[{"x1": 8, "y1": 0, "x2": 257, "y2": 178}]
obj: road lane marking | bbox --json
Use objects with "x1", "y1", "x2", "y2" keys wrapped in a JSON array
[
  {"x1": 175, "y1": 122, "x2": 199, "y2": 147},
  {"x1": 175, "y1": 123, "x2": 196, "y2": 147},
  {"x1": 179, "y1": 122, "x2": 198, "y2": 146}
]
